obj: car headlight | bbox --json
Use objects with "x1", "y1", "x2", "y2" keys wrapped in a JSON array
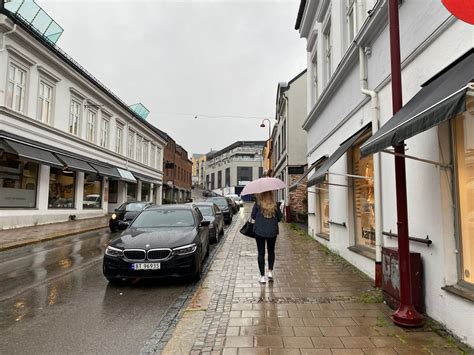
[
  {"x1": 111, "y1": 213, "x2": 117, "y2": 220},
  {"x1": 105, "y1": 246, "x2": 123, "y2": 257},
  {"x1": 172, "y1": 243, "x2": 197, "y2": 256}
]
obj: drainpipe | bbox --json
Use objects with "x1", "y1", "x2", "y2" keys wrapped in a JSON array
[
  {"x1": 283, "y1": 93, "x2": 291, "y2": 222},
  {"x1": 0, "y1": 24, "x2": 17, "y2": 52},
  {"x1": 358, "y1": 46, "x2": 383, "y2": 287}
]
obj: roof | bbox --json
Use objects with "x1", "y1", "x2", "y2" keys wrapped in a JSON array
[
  {"x1": 0, "y1": 9, "x2": 168, "y2": 143},
  {"x1": 206, "y1": 141, "x2": 266, "y2": 160},
  {"x1": 295, "y1": 0, "x2": 307, "y2": 30},
  {"x1": 148, "y1": 204, "x2": 193, "y2": 210}
]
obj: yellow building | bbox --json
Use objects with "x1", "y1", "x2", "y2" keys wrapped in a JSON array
[{"x1": 192, "y1": 154, "x2": 207, "y2": 188}]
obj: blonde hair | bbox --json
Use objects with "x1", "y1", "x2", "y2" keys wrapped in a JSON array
[{"x1": 256, "y1": 191, "x2": 276, "y2": 218}]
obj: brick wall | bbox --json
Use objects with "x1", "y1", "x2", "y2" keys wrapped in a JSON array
[{"x1": 288, "y1": 174, "x2": 308, "y2": 215}]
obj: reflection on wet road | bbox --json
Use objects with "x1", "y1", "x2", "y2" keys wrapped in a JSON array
[{"x1": 0, "y1": 228, "x2": 195, "y2": 354}]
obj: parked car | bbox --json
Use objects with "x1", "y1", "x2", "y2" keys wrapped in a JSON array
[
  {"x1": 226, "y1": 194, "x2": 243, "y2": 207},
  {"x1": 109, "y1": 201, "x2": 152, "y2": 232},
  {"x1": 83, "y1": 194, "x2": 101, "y2": 208},
  {"x1": 194, "y1": 202, "x2": 224, "y2": 243},
  {"x1": 226, "y1": 196, "x2": 239, "y2": 214},
  {"x1": 103, "y1": 204, "x2": 210, "y2": 283},
  {"x1": 205, "y1": 197, "x2": 232, "y2": 224}
]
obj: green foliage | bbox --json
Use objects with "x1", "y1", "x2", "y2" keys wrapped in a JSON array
[{"x1": 358, "y1": 290, "x2": 384, "y2": 304}]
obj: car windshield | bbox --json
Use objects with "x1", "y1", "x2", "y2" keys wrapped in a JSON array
[
  {"x1": 124, "y1": 203, "x2": 146, "y2": 211},
  {"x1": 197, "y1": 206, "x2": 213, "y2": 216},
  {"x1": 132, "y1": 209, "x2": 195, "y2": 228},
  {"x1": 206, "y1": 198, "x2": 227, "y2": 208}
]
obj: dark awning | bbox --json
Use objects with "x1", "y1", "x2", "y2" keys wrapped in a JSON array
[
  {"x1": 132, "y1": 171, "x2": 161, "y2": 185},
  {"x1": 89, "y1": 163, "x2": 121, "y2": 178},
  {"x1": 361, "y1": 48, "x2": 474, "y2": 157},
  {"x1": 307, "y1": 127, "x2": 368, "y2": 187},
  {"x1": 55, "y1": 153, "x2": 97, "y2": 173},
  {"x1": 289, "y1": 155, "x2": 328, "y2": 192},
  {"x1": 4, "y1": 139, "x2": 63, "y2": 167}
]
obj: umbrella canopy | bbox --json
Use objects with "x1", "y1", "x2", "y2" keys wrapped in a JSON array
[{"x1": 240, "y1": 177, "x2": 286, "y2": 196}]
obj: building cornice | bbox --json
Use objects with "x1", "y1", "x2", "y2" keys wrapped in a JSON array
[
  {"x1": 299, "y1": 0, "x2": 319, "y2": 38},
  {"x1": 315, "y1": 0, "x2": 330, "y2": 23}
]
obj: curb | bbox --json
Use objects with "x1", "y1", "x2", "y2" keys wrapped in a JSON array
[{"x1": 0, "y1": 224, "x2": 108, "y2": 252}]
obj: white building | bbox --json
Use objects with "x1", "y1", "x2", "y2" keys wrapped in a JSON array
[
  {"x1": 296, "y1": 0, "x2": 473, "y2": 346},
  {"x1": 272, "y1": 70, "x2": 308, "y2": 221},
  {"x1": 0, "y1": 5, "x2": 165, "y2": 229},
  {"x1": 205, "y1": 141, "x2": 265, "y2": 197}
]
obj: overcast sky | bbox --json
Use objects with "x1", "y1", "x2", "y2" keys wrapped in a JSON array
[{"x1": 41, "y1": 0, "x2": 306, "y2": 156}]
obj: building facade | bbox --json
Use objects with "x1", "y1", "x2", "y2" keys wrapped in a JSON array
[
  {"x1": 162, "y1": 137, "x2": 192, "y2": 203},
  {"x1": 271, "y1": 70, "x2": 308, "y2": 221},
  {"x1": 192, "y1": 153, "x2": 206, "y2": 188},
  {"x1": 205, "y1": 141, "x2": 265, "y2": 197},
  {"x1": 296, "y1": 0, "x2": 473, "y2": 345},
  {"x1": 0, "y1": 10, "x2": 166, "y2": 229}
]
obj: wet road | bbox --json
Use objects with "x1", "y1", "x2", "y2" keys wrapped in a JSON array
[{"x1": 0, "y1": 225, "x2": 229, "y2": 354}]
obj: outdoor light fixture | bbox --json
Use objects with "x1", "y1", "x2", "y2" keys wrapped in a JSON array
[{"x1": 260, "y1": 118, "x2": 271, "y2": 139}]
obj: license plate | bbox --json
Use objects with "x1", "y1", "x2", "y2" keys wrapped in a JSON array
[{"x1": 132, "y1": 263, "x2": 161, "y2": 270}]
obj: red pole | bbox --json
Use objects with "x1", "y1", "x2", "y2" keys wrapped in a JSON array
[{"x1": 388, "y1": 0, "x2": 423, "y2": 327}]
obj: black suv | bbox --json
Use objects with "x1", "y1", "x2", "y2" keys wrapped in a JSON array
[
  {"x1": 109, "y1": 201, "x2": 152, "y2": 232},
  {"x1": 205, "y1": 197, "x2": 232, "y2": 224}
]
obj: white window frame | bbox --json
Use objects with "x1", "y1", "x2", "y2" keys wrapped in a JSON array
[
  {"x1": 99, "y1": 115, "x2": 110, "y2": 148},
  {"x1": 136, "y1": 135, "x2": 142, "y2": 162},
  {"x1": 86, "y1": 109, "x2": 97, "y2": 143},
  {"x1": 143, "y1": 140, "x2": 149, "y2": 165},
  {"x1": 323, "y1": 13, "x2": 332, "y2": 85},
  {"x1": 156, "y1": 147, "x2": 162, "y2": 169},
  {"x1": 116, "y1": 123, "x2": 124, "y2": 154},
  {"x1": 37, "y1": 79, "x2": 54, "y2": 125},
  {"x1": 69, "y1": 97, "x2": 82, "y2": 136},
  {"x1": 6, "y1": 62, "x2": 27, "y2": 113},
  {"x1": 150, "y1": 144, "x2": 156, "y2": 168},
  {"x1": 346, "y1": 0, "x2": 357, "y2": 45},
  {"x1": 128, "y1": 130, "x2": 135, "y2": 159}
]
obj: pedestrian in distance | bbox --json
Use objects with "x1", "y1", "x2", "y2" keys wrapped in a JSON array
[{"x1": 251, "y1": 191, "x2": 282, "y2": 284}]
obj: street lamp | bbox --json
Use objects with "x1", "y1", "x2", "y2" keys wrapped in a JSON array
[{"x1": 260, "y1": 118, "x2": 271, "y2": 139}]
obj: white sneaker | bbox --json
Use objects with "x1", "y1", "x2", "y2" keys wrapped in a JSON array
[
  {"x1": 267, "y1": 271, "x2": 273, "y2": 281},
  {"x1": 258, "y1": 275, "x2": 267, "y2": 284}
]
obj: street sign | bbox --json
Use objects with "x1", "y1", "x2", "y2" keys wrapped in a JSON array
[{"x1": 442, "y1": 0, "x2": 474, "y2": 24}]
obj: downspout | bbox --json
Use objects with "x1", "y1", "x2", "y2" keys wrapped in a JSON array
[
  {"x1": 283, "y1": 93, "x2": 291, "y2": 222},
  {"x1": 359, "y1": 46, "x2": 383, "y2": 287}
]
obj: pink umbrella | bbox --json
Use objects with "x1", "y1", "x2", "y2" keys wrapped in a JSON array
[{"x1": 240, "y1": 177, "x2": 286, "y2": 196}]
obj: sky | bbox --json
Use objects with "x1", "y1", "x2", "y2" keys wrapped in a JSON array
[{"x1": 40, "y1": 0, "x2": 307, "y2": 156}]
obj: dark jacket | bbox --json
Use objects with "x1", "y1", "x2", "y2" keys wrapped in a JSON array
[{"x1": 251, "y1": 203, "x2": 282, "y2": 238}]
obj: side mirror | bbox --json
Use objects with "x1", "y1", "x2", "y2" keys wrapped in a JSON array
[
  {"x1": 118, "y1": 221, "x2": 129, "y2": 230},
  {"x1": 200, "y1": 220, "x2": 210, "y2": 227}
]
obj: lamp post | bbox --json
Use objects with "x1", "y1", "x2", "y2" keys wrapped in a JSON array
[
  {"x1": 260, "y1": 118, "x2": 271, "y2": 139},
  {"x1": 260, "y1": 119, "x2": 272, "y2": 177}
]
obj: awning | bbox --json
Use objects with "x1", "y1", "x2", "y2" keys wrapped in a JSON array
[
  {"x1": 132, "y1": 171, "x2": 161, "y2": 185},
  {"x1": 307, "y1": 126, "x2": 368, "y2": 187},
  {"x1": 116, "y1": 168, "x2": 137, "y2": 183},
  {"x1": 361, "y1": 48, "x2": 474, "y2": 157},
  {"x1": 289, "y1": 155, "x2": 328, "y2": 192},
  {"x1": 89, "y1": 163, "x2": 121, "y2": 178},
  {"x1": 3, "y1": 139, "x2": 63, "y2": 167},
  {"x1": 55, "y1": 153, "x2": 97, "y2": 173}
]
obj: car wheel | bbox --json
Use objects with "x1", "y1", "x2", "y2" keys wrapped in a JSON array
[
  {"x1": 210, "y1": 228, "x2": 218, "y2": 243},
  {"x1": 109, "y1": 225, "x2": 117, "y2": 233},
  {"x1": 219, "y1": 225, "x2": 224, "y2": 237},
  {"x1": 193, "y1": 257, "x2": 202, "y2": 281}
]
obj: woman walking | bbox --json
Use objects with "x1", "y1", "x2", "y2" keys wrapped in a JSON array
[{"x1": 251, "y1": 191, "x2": 282, "y2": 284}]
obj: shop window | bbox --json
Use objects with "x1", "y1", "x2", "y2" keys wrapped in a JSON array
[
  {"x1": 126, "y1": 182, "x2": 137, "y2": 202},
  {"x1": 83, "y1": 173, "x2": 102, "y2": 209},
  {"x1": 0, "y1": 154, "x2": 38, "y2": 208},
  {"x1": 454, "y1": 110, "x2": 474, "y2": 286},
  {"x1": 141, "y1": 183, "x2": 151, "y2": 201},
  {"x1": 317, "y1": 179, "x2": 330, "y2": 237},
  {"x1": 109, "y1": 179, "x2": 118, "y2": 203},
  {"x1": 49, "y1": 167, "x2": 75, "y2": 208},
  {"x1": 352, "y1": 134, "x2": 375, "y2": 249}
]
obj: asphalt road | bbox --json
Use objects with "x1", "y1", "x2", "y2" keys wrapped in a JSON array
[{"x1": 0, "y1": 222, "x2": 231, "y2": 355}]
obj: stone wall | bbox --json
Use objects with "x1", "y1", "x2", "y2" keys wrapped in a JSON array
[{"x1": 288, "y1": 174, "x2": 308, "y2": 218}]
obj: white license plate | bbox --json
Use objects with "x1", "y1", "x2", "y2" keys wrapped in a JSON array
[{"x1": 132, "y1": 263, "x2": 161, "y2": 270}]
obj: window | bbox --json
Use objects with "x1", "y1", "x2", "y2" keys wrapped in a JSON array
[
  {"x1": 259, "y1": 166, "x2": 263, "y2": 178},
  {"x1": 6, "y1": 63, "x2": 26, "y2": 113},
  {"x1": 156, "y1": 148, "x2": 162, "y2": 168},
  {"x1": 237, "y1": 167, "x2": 253, "y2": 184},
  {"x1": 143, "y1": 140, "x2": 149, "y2": 165},
  {"x1": 116, "y1": 124, "x2": 123, "y2": 154},
  {"x1": 347, "y1": 0, "x2": 357, "y2": 44},
  {"x1": 69, "y1": 99, "x2": 81, "y2": 136},
  {"x1": 225, "y1": 167, "x2": 231, "y2": 187},
  {"x1": 323, "y1": 15, "x2": 332, "y2": 84},
  {"x1": 352, "y1": 134, "x2": 375, "y2": 249},
  {"x1": 141, "y1": 183, "x2": 151, "y2": 201},
  {"x1": 83, "y1": 173, "x2": 102, "y2": 209},
  {"x1": 218, "y1": 170, "x2": 222, "y2": 188},
  {"x1": 99, "y1": 116, "x2": 109, "y2": 148},
  {"x1": 128, "y1": 131, "x2": 135, "y2": 159},
  {"x1": 318, "y1": 180, "x2": 330, "y2": 237},
  {"x1": 311, "y1": 50, "x2": 318, "y2": 101},
  {"x1": 150, "y1": 145, "x2": 156, "y2": 168},
  {"x1": 282, "y1": 120, "x2": 286, "y2": 151},
  {"x1": 126, "y1": 182, "x2": 137, "y2": 201},
  {"x1": 109, "y1": 179, "x2": 118, "y2": 203},
  {"x1": 454, "y1": 110, "x2": 474, "y2": 285},
  {"x1": 49, "y1": 167, "x2": 76, "y2": 209},
  {"x1": 211, "y1": 173, "x2": 215, "y2": 190},
  {"x1": 136, "y1": 136, "x2": 142, "y2": 162},
  {"x1": 38, "y1": 81, "x2": 53, "y2": 124},
  {"x1": 86, "y1": 110, "x2": 97, "y2": 143},
  {"x1": 0, "y1": 154, "x2": 38, "y2": 208}
]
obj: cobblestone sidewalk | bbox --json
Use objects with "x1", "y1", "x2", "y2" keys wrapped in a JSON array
[{"x1": 163, "y1": 209, "x2": 471, "y2": 355}]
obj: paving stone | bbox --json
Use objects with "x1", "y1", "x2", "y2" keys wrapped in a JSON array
[
  {"x1": 300, "y1": 349, "x2": 332, "y2": 355},
  {"x1": 254, "y1": 335, "x2": 284, "y2": 348},
  {"x1": 238, "y1": 348, "x2": 270, "y2": 355},
  {"x1": 311, "y1": 336, "x2": 344, "y2": 349},
  {"x1": 239, "y1": 326, "x2": 267, "y2": 336},
  {"x1": 282, "y1": 336, "x2": 314, "y2": 348},
  {"x1": 319, "y1": 326, "x2": 351, "y2": 337},
  {"x1": 362, "y1": 348, "x2": 398, "y2": 355},
  {"x1": 293, "y1": 326, "x2": 323, "y2": 337},
  {"x1": 266, "y1": 327, "x2": 295, "y2": 336},
  {"x1": 340, "y1": 336, "x2": 376, "y2": 348},
  {"x1": 225, "y1": 336, "x2": 254, "y2": 348}
]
